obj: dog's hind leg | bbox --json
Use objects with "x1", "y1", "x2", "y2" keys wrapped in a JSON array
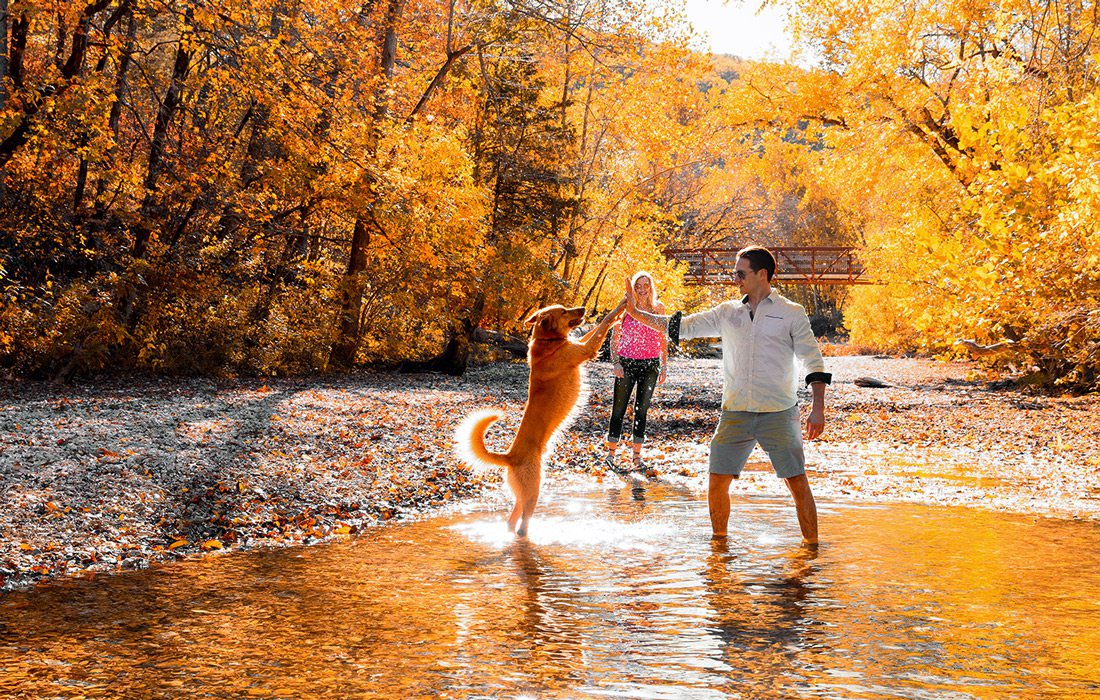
[
  {"x1": 515, "y1": 497, "x2": 539, "y2": 538},
  {"x1": 504, "y1": 462, "x2": 542, "y2": 537},
  {"x1": 507, "y1": 500, "x2": 522, "y2": 534},
  {"x1": 514, "y1": 464, "x2": 542, "y2": 538},
  {"x1": 506, "y1": 468, "x2": 524, "y2": 534}
]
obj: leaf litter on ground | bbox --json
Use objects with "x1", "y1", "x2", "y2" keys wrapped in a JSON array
[{"x1": 1, "y1": 355, "x2": 1097, "y2": 590}]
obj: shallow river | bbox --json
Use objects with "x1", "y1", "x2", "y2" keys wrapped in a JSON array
[{"x1": 2, "y1": 483, "x2": 1099, "y2": 699}]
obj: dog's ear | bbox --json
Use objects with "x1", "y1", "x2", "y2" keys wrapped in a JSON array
[{"x1": 524, "y1": 311, "x2": 541, "y2": 325}]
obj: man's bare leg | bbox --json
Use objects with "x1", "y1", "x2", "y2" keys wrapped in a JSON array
[
  {"x1": 784, "y1": 473, "x2": 818, "y2": 545},
  {"x1": 708, "y1": 473, "x2": 736, "y2": 538}
]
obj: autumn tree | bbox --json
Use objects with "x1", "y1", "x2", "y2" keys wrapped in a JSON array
[
  {"x1": 4, "y1": 0, "x2": 883, "y2": 381},
  {"x1": 702, "y1": 0, "x2": 1100, "y2": 388}
]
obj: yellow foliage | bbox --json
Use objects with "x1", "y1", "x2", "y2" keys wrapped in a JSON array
[
  {"x1": 0, "y1": 0, "x2": 1094, "y2": 389},
  {"x1": 773, "y1": 0, "x2": 1100, "y2": 387}
]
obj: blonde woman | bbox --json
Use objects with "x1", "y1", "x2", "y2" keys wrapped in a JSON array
[{"x1": 605, "y1": 272, "x2": 668, "y2": 471}]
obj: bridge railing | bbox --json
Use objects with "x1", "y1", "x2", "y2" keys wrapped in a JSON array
[{"x1": 664, "y1": 246, "x2": 869, "y2": 285}]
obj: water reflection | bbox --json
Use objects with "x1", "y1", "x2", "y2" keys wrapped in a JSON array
[
  {"x1": 701, "y1": 539, "x2": 825, "y2": 695},
  {"x1": 1, "y1": 487, "x2": 1099, "y2": 698}
]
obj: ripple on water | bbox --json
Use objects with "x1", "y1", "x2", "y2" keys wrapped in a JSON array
[{"x1": 1, "y1": 485, "x2": 1099, "y2": 698}]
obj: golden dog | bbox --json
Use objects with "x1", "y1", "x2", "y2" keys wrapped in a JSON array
[{"x1": 456, "y1": 303, "x2": 624, "y2": 536}]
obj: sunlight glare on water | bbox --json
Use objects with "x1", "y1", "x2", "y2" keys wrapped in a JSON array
[
  {"x1": 1, "y1": 484, "x2": 1099, "y2": 699},
  {"x1": 452, "y1": 513, "x2": 673, "y2": 550}
]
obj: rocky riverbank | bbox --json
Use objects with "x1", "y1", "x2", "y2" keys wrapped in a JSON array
[{"x1": 2, "y1": 355, "x2": 1098, "y2": 590}]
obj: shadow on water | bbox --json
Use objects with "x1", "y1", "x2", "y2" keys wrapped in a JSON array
[{"x1": 2, "y1": 484, "x2": 1100, "y2": 698}]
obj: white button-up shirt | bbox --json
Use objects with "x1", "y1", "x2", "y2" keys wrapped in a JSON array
[{"x1": 679, "y1": 291, "x2": 827, "y2": 413}]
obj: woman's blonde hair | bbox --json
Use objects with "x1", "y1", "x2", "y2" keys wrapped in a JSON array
[{"x1": 631, "y1": 271, "x2": 658, "y2": 309}]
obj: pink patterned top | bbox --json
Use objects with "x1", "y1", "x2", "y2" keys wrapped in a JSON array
[{"x1": 617, "y1": 314, "x2": 664, "y2": 360}]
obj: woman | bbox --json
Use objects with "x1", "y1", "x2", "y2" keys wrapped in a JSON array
[{"x1": 605, "y1": 271, "x2": 668, "y2": 471}]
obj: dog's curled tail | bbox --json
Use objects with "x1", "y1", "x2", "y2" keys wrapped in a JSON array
[{"x1": 454, "y1": 409, "x2": 512, "y2": 472}]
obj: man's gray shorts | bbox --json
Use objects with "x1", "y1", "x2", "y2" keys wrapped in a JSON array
[{"x1": 709, "y1": 405, "x2": 805, "y2": 479}]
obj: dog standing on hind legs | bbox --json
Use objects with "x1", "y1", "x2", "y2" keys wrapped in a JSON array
[{"x1": 456, "y1": 302, "x2": 625, "y2": 537}]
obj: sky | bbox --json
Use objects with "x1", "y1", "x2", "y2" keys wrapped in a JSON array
[{"x1": 681, "y1": 0, "x2": 796, "y2": 61}]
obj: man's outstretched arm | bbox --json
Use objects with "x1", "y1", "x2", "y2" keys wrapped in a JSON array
[
  {"x1": 623, "y1": 280, "x2": 671, "y2": 332},
  {"x1": 624, "y1": 277, "x2": 692, "y2": 347},
  {"x1": 624, "y1": 277, "x2": 719, "y2": 345}
]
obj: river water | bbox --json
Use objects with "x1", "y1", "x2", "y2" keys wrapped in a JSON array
[{"x1": 2, "y1": 482, "x2": 1099, "y2": 699}]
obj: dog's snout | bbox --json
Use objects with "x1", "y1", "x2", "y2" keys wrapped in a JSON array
[{"x1": 566, "y1": 307, "x2": 585, "y2": 328}]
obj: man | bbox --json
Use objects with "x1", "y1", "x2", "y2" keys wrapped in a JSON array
[{"x1": 624, "y1": 246, "x2": 831, "y2": 545}]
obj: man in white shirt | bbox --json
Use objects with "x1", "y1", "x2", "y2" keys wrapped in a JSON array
[{"x1": 624, "y1": 246, "x2": 831, "y2": 545}]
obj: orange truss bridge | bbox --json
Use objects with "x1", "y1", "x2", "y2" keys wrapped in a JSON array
[{"x1": 664, "y1": 246, "x2": 870, "y2": 285}]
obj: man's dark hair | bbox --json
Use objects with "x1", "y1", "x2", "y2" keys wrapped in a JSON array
[{"x1": 737, "y1": 245, "x2": 777, "y2": 281}]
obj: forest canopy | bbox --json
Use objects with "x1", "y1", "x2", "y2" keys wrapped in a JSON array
[{"x1": 0, "y1": 0, "x2": 1096, "y2": 389}]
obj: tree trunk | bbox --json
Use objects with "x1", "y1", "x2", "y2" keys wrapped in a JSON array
[
  {"x1": 73, "y1": 0, "x2": 130, "y2": 227},
  {"x1": 401, "y1": 295, "x2": 486, "y2": 376},
  {"x1": 0, "y1": 14, "x2": 31, "y2": 168},
  {"x1": 132, "y1": 13, "x2": 192, "y2": 260},
  {"x1": 429, "y1": 316, "x2": 477, "y2": 376},
  {"x1": 120, "y1": 9, "x2": 192, "y2": 334},
  {"x1": 328, "y1": 0, "x2": 405, "y2": 369},
  {"x1": 54, "y1": 12, "x2": 68, "y2": 72},
  {"x1": 0, "y1": 0, "x2": 8, "y2": 109},
  {"x1": 91, "y1": 8, "x2": 136, "y2": 230},
  {"x1": 250, "y1": 219, "x2": 305, "y2": 325},
  {"x1": 73, "y1": 133, "x2": 90, "y2": 223},
  {"x1": 212, "y1": 7, "x2": 287, "y2": 245},
  {"x1": 211, "y1": 101, "x2": 272, "y2": 243},
  {"x1": 0, "y1": 0, "x2": 113, "y2": 169},
  {"x1": 328, "y1": 216, "x2": 372, "y2": 369},
  {"x1": 330, "y1": 0, "x2": 474, "y2": 371}
]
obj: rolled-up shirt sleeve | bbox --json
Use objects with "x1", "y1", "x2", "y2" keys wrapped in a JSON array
[
  {"x1": 667, "y1": 311, "x2": 683, "y2": 345},
  {"x1": 791, "y1": 309, "x2": 832, "y2": 385}
]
